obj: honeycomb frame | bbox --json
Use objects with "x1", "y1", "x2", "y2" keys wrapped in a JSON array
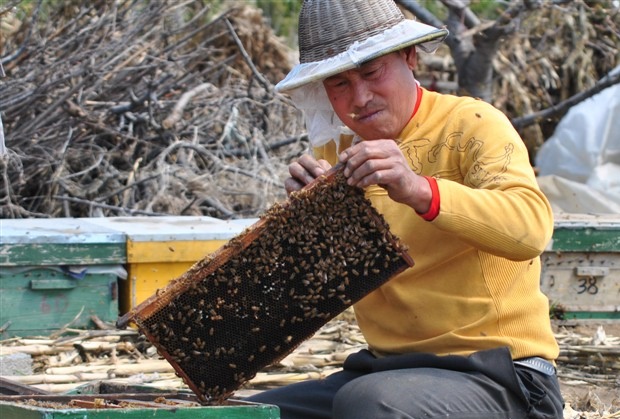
[{"x1": 117, "y1": 166, "x2": 414, "y2": 404}]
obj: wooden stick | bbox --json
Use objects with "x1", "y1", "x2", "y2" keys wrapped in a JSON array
[
  {"x1": 224, "y1": 18, "x2": 272, "y2": 92},
  {"x1": 46, "y1": 359, "x2": 173, "y2": 375},
  {"x1": 69, "y1": 399, "x2": 123, "y2": 409},
  {"x1": 4, "y1": 373, "x2": 112, "y2": 385}
]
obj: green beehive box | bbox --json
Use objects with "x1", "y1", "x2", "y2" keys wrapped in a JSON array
[
  {"x1": 0, "y1": 218, "x2": 127, "y2": 337},
  {"x1": 540, "y1": 214, "x2": 620, "y2": 320},
  {"x1": 0, "y1": 393, "x2": 279, "y2": 419}
]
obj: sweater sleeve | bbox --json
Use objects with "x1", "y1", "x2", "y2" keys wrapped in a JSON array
[{"x1": 429, "y1": 103, "x2": 553, "y2": 261}]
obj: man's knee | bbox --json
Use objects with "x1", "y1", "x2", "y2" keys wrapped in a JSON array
[
  {"x1": 332, "y1": 372, "x2": 421, "y2": 418},
  {"x1": 332, "y1": 369, "x2": 530, "y2": 419}
]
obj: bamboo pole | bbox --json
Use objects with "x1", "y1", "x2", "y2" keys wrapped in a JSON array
[{"x1": 45, "y1": 359, "x2": 174, "y2": 375}]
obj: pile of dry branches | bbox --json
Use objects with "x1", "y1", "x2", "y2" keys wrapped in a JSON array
[
  {"x1": 414, "y1": 0, "x2": 620, "y2": 154},
  {"x1": 494, "y1": 0, "x2": 620, "y2": 149},
  {"x1": 1, "y1": 0, "x2": 305, "y2": 219},
  {"x1": 1, "y1": 0, "x2": 618, "y2": 219}
]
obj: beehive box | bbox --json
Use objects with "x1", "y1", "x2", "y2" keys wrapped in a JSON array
[
  {"x1": 87, "y1": 216, "x2": 256, "y2": 314},
  {"x1": 540, "y1": 214, "x2": 620, "y2": 320},
  {"x1": 0, "y1": 393, "x2": 279, "y2": 418},
  {"x1": 0, "y1": 218, "x2": 126, "y2": 337}
]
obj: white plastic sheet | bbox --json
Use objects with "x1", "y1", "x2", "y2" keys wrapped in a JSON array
[{"x1": 536, "y1": 66, "x2": 620, "y2": 214}]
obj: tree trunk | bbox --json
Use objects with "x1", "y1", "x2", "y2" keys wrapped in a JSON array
[{"x1": 396, "y1": 0, "x2": 521, "y2": 103}]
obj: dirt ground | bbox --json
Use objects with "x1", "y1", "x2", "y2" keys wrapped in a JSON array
[
  {"x1": 0, "y1": 317, "x2": 616, "y2": 417},
  {"x1": 554, "y1": 321, "x2": 620, "y2": 415}
]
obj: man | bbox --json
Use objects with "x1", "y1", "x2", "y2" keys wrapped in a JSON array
[{"x1": 248, "y1": 0, "x2": 564, "y2": 417}]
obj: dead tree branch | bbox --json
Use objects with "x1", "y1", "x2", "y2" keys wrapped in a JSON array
[{"x1": 512, "y1": 69, "x2": 620, "y2": 129}]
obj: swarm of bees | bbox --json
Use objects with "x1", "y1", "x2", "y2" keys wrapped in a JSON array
[{"x1": 121, "y1": 168, "x2": 413, "y2": 404}]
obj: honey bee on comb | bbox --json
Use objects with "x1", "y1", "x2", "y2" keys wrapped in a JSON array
[{"x1": 117, "y1": 166, "x2": 414, "y2": 404}]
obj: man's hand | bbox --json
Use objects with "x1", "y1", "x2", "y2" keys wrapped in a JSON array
[
  {"x1": 338, "y1": 140, "x2": 432, "y2": 214},
  {"x1": 284, "y1": 154, "x2": 332, "y2": 195}
]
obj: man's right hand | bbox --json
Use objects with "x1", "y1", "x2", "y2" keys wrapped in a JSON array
[{"x1": 284, "y1": 154, "x2": 332, "y2": 195}]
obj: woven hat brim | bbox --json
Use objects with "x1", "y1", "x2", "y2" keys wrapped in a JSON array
[{"x1": 276, "y1": 22, "x2": 448, "y2": 93}]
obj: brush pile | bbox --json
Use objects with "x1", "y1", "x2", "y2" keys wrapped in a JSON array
[
  {"x1": 1, "y1": 0, "x2": 305, "y2": 219},
  {"x1": 1, "y1": 0, "x2": 618, "y2": 219},
  {"x1": 416, "y1": 0, "x2": 620, "y2": 153}
]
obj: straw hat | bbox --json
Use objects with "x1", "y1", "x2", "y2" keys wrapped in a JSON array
[
  {"x1": 277, "y1": 0, "x2": 448, "y2": 92},
  {"x1": 276, "y1": 0, "x2": 448, "y2": 146}
]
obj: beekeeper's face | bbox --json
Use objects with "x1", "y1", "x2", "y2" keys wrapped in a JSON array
[{"x1": 323, "y1": 47, "x2": 418, "y2": 141}]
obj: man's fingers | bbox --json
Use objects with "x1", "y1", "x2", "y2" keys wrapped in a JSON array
[
  {"x1": 297, "y1": 154, "x2": 329, "y2": 177},
  {"x1": 317, "y1": 159, "x2": 332, "y2": 172},
  {"x1": 288, "y1": 161, "x2": 315, "y2": 186},
  {"x1": 284, "y1": 177, "x2": 305, "y2": 195},
  {"x1": 285, "y1": 156, "x2": 332, "y2": 196}
]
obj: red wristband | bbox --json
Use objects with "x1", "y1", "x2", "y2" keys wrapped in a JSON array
[{"x1": 418, "y1": 176, "x2": 440, "y2": 221}]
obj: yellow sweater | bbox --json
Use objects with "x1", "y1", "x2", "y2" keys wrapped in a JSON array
[{"x1": 314, "y1": 88, "x2": 559, "y2": 361}]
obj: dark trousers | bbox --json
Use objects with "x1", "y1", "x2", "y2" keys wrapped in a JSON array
[{"x1": 246, "y1": 347, "x2": 564, "y2": 419}]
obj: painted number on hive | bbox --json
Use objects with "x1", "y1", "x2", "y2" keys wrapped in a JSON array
[
  {"x1": 40, "y1": 294, "x2": 70, "y2": 313},
  {"x1": 576, "y1": 277, "x2": 599, "y2": 295}
]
